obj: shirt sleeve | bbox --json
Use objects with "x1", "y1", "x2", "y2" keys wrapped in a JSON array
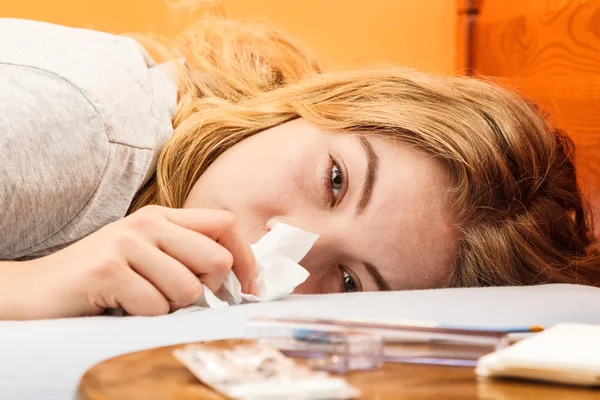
[{"x1": 0, "y1": 63, "x2": 109, "y2": 259}]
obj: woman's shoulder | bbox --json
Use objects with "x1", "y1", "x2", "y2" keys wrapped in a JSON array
[
  {"x1": 0, "y1": 18, "x2": 147, "y2": 92},
  {"x1": 0, "y1": 19, "x2": 178, "y2": 259},
  {"x1": 0, "y1": 18, "x2": 177, "y2": 150}
]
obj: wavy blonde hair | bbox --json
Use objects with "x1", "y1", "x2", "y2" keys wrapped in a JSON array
[{"x1": 129, "y1": 10, "x2": 600, "y2": 287}]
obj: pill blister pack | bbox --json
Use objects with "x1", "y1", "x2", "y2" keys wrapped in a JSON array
[{"x1": 174, "y1": 344, "x2": 361, "y2": 400}]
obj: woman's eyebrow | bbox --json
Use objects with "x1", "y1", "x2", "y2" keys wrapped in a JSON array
[
  {"x1": 355, "y1": 136, "x2": 380, "y2": 216},
  {"x1": 365, "y1": 261, "x2": 391, "y2": 291}
]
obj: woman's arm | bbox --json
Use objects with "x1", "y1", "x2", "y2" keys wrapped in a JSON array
[
  {"x1": 0, "y1": 260, "x2": 65, "y2": 320},
  {"x1": 0, "y1": 261, "x2": 37, "y2": 320},
  {"x1": 0, "y1": 207, "x2": 257, "y2": 320}
]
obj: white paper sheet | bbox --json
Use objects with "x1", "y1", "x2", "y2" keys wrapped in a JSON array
[
  {"x1": 193, "y1": 223, "x2": 319, "y2": 308},
  {"x1": 476, "y1": 323, "x2": 600, "y2": 386}
]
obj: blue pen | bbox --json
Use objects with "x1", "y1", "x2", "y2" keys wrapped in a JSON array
[
  {"x1": 291, "y1": 324, "x2": 543, "y2": 343},
  {"x1": 437, "y1": 324, "x2": 543, "y2": 333}
]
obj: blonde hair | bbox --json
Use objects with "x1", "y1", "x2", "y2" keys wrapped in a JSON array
[{"x1": 129, "y1": 12, "x2": 600, "y2": 287}]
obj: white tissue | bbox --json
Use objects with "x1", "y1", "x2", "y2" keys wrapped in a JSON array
[{"x1": 194, "y1": 223, "x2": 319, "y2": 308}]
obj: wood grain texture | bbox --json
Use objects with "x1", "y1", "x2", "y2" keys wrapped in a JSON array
[
  {"x1": 473, "y1": 0, "x2": 600, "y2": 215},
  {"x1": 77, "y1": 340, "x2": 599, "y2": 400},
  {"x1": 456, "y1": 13, "x2": 473, "y2": 72}
]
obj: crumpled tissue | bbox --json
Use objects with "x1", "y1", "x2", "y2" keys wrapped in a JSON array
[{"x1": 193, "y1": 223, "x2": 319, "y2": 309}]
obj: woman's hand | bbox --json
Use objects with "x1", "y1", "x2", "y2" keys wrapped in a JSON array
[{"x1": 16, "y1": 206, "x2": 257, "y2": 319}]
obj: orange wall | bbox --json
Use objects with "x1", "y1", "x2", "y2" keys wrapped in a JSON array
[{"x1": 1, "y1": 0, "x2": 457, "y2": 73}]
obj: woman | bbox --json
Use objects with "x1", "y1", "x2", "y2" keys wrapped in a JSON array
[{"x1": 0, "y1": 12, "x2": 598, "y2": 320}]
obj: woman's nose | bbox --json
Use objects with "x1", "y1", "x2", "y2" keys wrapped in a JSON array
[
  {"x1": 264, "y1": 217, "x2": 279, "y2": 233},
  {"x1": 264, "y1": 216, "x2": 312, "y2": 233}
]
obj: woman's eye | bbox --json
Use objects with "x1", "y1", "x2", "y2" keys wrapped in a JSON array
[
  {"x1": 323, "y1": 155, "x2": 347, "y2": 207},
  {"x1": 330, "y1": 163, "x2": 343, "y2": 198},
  {"x1": 342, "y1": 270, "x2": 358, "y2": 293}
]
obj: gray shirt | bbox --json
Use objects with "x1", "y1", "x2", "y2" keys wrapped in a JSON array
[{"x1": 0, "y1": 19, "x2": 177, "y2": 260}]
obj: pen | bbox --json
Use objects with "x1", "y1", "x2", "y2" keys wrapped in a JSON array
[{"x1": 291, "y1": 323, "x2": 543, "y2": 343}]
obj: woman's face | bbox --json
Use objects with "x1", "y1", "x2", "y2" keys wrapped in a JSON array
[{"x1": 184, "y1": 118, "x2": 457, "y2": 293}]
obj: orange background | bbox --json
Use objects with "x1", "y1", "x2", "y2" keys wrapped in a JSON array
[{"x1": 1, "y1": 0, "x2": 458, "y2": 73}]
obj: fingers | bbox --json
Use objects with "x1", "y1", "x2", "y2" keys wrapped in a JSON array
[
  {"x1": 153, "y1": 223, "x2": 232, "y2": 293},
  {"x1": 127, "y1": 242, "x2": 203, "y2": 311},
  {"x1": 111, "y1": 268, "x2": 170, "y2": 317},
  {"x1": 159, "y1": 208, "x2": 258, "y2": 294},
  {"x1": 56, "y1": 205, "x2": 259, "y2": 318}
]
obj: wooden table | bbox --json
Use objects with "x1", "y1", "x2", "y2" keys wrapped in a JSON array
[{"x1": 77, "y1": 339, "x2": 599, "y2": 400}]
